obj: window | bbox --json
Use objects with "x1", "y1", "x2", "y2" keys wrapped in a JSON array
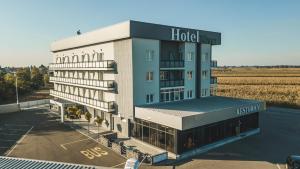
[
  {"x1": 186, "y1": 52, "x2": 194, "y2": 61},
  {"x1": 202, "y1": 70, "x2": 208, "y2": 79},
  {"x1": 146, "y1": 72, "x2": 153, "y2": 81},
  {"x1": 187, "y1": 71, "x2": 193, "y2": 80},
  {"x1": 95, "y1": 52, "x2": 103, "y2": 61},
  {"x1": 160, "y1": 71, "x2": 168, "y2": 80},
  {"x1": 205, "y1": 52, "x2": 209, "y2": 61},
  {"x1": 145, "y1": 50, "x2": 154, "y2": 61},
  {"x1": 187, "y1": 90, "x2": 193, "y2": 99},
  {"x1": 202, "y1": 52, "x2": 209, "y2": 62},
  {"x1": 146, "y1": 94, "x2": 154, "y2": 104},
  {"x1": 160, "y1": 88, "x2": 184, "y2": 102},
  {"x1": 201, "y1": 88, "x2": 209, "y2": 97},
  {"x1": 169, "y1": 51, "x2": 175, "y2": 60}
]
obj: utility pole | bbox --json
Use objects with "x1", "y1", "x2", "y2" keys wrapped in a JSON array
[{"x1": 14, "y1": 72, "x2": 19, "y2": 104}]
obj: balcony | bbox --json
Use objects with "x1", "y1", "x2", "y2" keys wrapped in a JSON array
[
  {"x1": 50, "y1": 90, "x2": 115, "y2": 112},
  {"x1": 160, "y1": 60, "x2": 184, "y2": 69},
  {"x1": 160, "y1": 80, "x2": 184, "y2": 88},
  {"x1": 210, "y1": 77, "x2": 218, "y2": 84},
  {"x1": 49, "y1": 77, "x2": 115, "y2": 91},
  {"x1": 49, "y1": 60, "x2": 115, "y2": 71}
]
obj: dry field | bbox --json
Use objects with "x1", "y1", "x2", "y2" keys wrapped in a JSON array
[{"x1": 213, "y1": 67, "x2": 300, "y2": 108}]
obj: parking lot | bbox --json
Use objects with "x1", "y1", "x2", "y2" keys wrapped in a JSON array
[
  {"x1": 0, "y1": 107, "x2": 126, "y2": 168},
  {"x1": 0, "y1": 123, "x2": 33, "y2": 155}
]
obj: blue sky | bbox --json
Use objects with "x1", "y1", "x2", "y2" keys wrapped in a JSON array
[{"x1": 0, "y1": 0, "x2": 299, "y2": 67}]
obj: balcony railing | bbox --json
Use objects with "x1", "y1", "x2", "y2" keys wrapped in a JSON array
[
  {"x1": 210, "y1": 77, "x2": 218, "y2": 84},
  {"x1": 50, "y1": 90, "x2": 115, "y2": 112},
  {"x1": 160, "y1": 60, "x2": 184, "y2": 68},
  {"x1": 49, "y1": 77, "x2": 115, "y2": 90},
  {"x1": 49, "y1": 60, "x2": 115, "y2": 70},
  {"x1": 160, "y1": 80, "x2": 184, "y2": 88}
]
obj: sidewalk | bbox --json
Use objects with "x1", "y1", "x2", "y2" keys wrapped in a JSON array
[
  {"x1": 64, "y1": 118, "x2": 111, "y2": 134},
  {"x1": 48, "y1": 110, "x2": 114, "y2": 140}
]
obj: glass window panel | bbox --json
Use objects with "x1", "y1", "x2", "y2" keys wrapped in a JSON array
[
  {"x1": 166, "y1": 133, "x2": 175, "y2": 153},
  {"x1": 142, "y1": 125, "x2": 150, "y2": 143},
  {"x1": 149, "y1": 128, "x2": 157, "y2": 146},
  {"x1": 170, "y1": 92, "x2": 174, "y2": 101},
  {"x1": 157, "y1": 131, "x2": 166, "y2": 150}
]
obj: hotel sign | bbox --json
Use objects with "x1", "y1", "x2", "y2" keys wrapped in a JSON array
[
  {"x1": 237, "y1": 104, "x2": 261, "y2": 115},
  {"x1": 171, "y1": 28, "x2": 201, "y2": 43}
]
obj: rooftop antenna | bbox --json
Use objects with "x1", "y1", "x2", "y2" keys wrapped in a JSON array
[{"x1": 77, "y1": 30, "x2": 81, "y2": 35}]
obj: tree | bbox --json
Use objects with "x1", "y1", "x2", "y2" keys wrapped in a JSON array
[
  {"x1": 85, "y1": 112, "x2": 92, "y2": 133},
  {"x1": 94, "y1": 116, "x2": 104, "y2": 140},
  {"x1": 3, "y1": 73, "x2": 15, "y2": 100},
  {"x1": 31, "y1": 66, "x2": 43, "y2": 89},
  {"x1": 43, "y1": 74, "x2": 49, "y2": 87},
  {"x1": 38, "y1": 65, "x2": 48, "y2": 75},
  {"x1": 16, "y1": 67, "x2": 32, "y2": 94},
  {"x1": 0, "y1": 72, "x2": 7, "y2": 102}
]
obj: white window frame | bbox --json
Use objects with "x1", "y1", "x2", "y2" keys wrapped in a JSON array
[
  {"x1": 186, "y1": 52, "x2": 194, "y2": 61},
  {"x1": 202, "y1": 70, "x2": 208, "y2": 79},
  {"x1": 146, "y1": 71, "x2": 153, "y2": 81},
  {"x1": 145, "y1": 50, "x2": 154, "y2": 61},
  {"x1": 146, "y1": 94, "x2": 154, "y2": 104},
  {"x1": 187, "y1": 71, "x2": 193, "y2": 80},
  {"x1": 187, "y1": 90, "x2": 193, "y2": 99}
]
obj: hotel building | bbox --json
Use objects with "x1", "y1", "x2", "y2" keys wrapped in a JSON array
[{"x1": 49, "y1": 20, "x2": 266, "y2": 156}]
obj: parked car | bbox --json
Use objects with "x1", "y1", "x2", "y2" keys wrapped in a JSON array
[{"x1": 286, "y1": 155, "x2": 300, "y2": 169}]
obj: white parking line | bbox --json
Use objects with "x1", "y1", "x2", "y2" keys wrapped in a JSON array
[
  {"x1": 276, "y1": 163, "x2": 281, "y2": 169},
  {"x1": 5, "y1": 126, "x2": 34, "y2": 156},
  {"x1": 60, "y1": 138, "x2": 91, "y2": 150},
  {"x1": 111, "y1": 162, "x2": 126, "y2": 168}
]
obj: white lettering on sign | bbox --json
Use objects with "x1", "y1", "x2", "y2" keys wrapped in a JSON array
[
  {"x1": 171, "y1": 28, "x2": 200, "y2": 43},
  {"x1": 237, "y1": 104, "x2": 261, "y2": 115}
]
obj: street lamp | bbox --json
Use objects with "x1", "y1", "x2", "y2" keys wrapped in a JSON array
[{"x1": 13, "y1": 72, "x2": 19, "y2": 104}]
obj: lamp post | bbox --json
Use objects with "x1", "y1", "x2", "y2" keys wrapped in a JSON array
[{"x1": 14, "y1": 72, "x2": 19, "y2": 104}]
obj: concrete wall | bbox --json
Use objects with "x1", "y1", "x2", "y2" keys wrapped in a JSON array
[
  {"x1": 113, "y1": 38, "x2": 133, "y2": 137},
  {"x1": 0, "y1": 104, "x2": 20, "y2": 114},
  {"x1": 0, "y1": 99, "x2": 50, "y2": 114},
  {"x1": 19, "y1": 99, "x2": 50, "y2": 108},
  {"x1": 132, "y1": 38, "x2": 160, "y2": 105}
]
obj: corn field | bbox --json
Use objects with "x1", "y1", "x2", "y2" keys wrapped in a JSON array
[{"x1": 214, "y1": 68, "x2": 300, "y2": 108}]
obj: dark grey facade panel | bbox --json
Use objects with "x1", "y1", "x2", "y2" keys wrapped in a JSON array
[{"x1": 129, "y1": 20, "x2": 221, "y2": 45}]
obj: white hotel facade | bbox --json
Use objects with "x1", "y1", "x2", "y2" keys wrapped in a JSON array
[{"x1": 49, "y1": 21, "x2": 265, "y2": 155}]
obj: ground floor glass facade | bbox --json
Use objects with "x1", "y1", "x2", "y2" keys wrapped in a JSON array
[
  {"x1": 131, "y1": 112, "x2": 259, "y2": 154},
  {"x1": 130, "y1": 119, "x2": 176, "y2": 153}
]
